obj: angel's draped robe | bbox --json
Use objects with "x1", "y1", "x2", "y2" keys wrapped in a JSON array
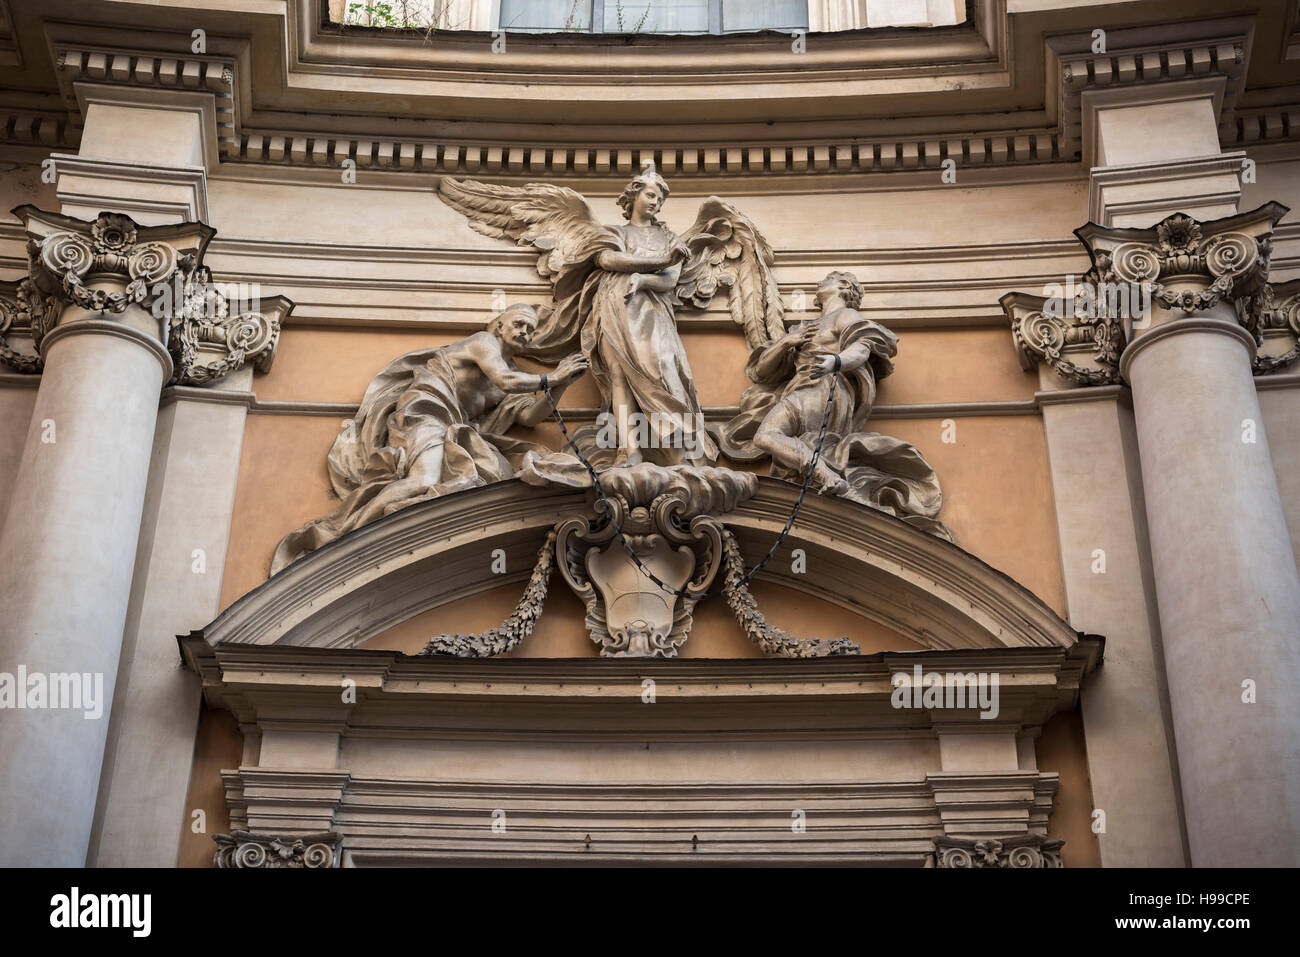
[
  {"x1": 529, "y1": 222, "x2": 718, "y2": 467},
  {"x1": 270, "y1": 346, "x2": 585, "y2": 573}
]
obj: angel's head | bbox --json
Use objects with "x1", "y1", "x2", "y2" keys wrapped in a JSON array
[
  {"x1": 817, "y1": 271, "x2": 864, "y2": 310},
  {"x1": 488, "y1": 303, "x2": 540, "y2": 350},
  {"x1": 618, "y1": 161, "x2": 671, "y2": 224}
]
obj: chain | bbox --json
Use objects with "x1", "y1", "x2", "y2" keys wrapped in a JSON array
[{"x1": 541, "y1": 367, "x2": 837, "y2": 600}]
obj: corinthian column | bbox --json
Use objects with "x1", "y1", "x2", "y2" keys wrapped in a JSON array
[
  {"x1": 0, "y1": 206, "x2": 285, "y2": 866},
  {"x1": 1075, "y1": 206, "x2": 1300, "y2": 866}
]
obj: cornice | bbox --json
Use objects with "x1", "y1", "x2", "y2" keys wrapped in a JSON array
[
  {"x1": 180, "y1": 637, "x2": 1101, "y2": 737},
  {"x1": 1047, "y1": 17, "x2": 1253, "y2": 161},
  {"x1": 8, "y1": 2, "x2": 1300, "y2": 178}
]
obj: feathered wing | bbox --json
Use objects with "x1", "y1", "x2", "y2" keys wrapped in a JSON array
[
  {"x1": 437, "y1": 177, "x2": 612, "y2": 284},
  {"x1": 675, "y1": 196, "x2": 786, "y2": 349}
]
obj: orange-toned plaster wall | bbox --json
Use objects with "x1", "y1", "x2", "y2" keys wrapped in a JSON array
[
  {"x1": 1037, "y1": 708, "x2": 1103, "y2": 867},
  {"x1": 219, "y1": 323, "x2": 1064, "y2": 615},
  {"x1": 178, "y1": 707, "x2": 243, "y2": 867}
]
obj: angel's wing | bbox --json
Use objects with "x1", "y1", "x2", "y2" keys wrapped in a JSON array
[
  {"x1": 437, "y1": 177, "x2": 611, "y2": 283},
  {"x1": 675, "y1": 197, "x2": 785, "y2": 349}
]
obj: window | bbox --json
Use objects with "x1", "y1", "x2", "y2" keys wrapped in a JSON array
[{"x1": 498, "y1": 0, "x2": 809, "y2": 34}]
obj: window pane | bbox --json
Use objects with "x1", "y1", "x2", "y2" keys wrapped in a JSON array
[
  {"x1": 500, "y1": 0, "x2": 592, "y2": 31},
  {"x1": 604, "y1": 0, "x2": 710, "y2": 34},
  {"x1": 722, "y1": 0, "x2": 808, "y2": 31}
]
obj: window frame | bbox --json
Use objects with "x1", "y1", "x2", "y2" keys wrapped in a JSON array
[{"x1": 497, "y1": 0, "x2": 809, "y2": 35}]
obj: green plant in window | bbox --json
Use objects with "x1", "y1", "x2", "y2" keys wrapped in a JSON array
[
  {"x1": 345, "y1": 1, "x2": 400, "y2": 28},
  {"x1": 614, "y1": 2, "x2": 652, "y2": 34}
]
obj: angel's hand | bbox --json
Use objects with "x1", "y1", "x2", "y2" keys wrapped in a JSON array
[
  {"x1": 670, "y1": 239, "x2": 692, "y2": 263},
  {"x1": 625, "y1": 273, "x2": 643, "y2": 301}
]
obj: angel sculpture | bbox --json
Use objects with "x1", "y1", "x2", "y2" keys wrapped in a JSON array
[
  {"x1": 438, "y1": 161, "x2": 785, "y2": 468},
  {"x1": 720, "y1": 271, "x2": 953, "y2": 541},
  {"x1": 270, "y1": 304, "x2": 589, "y2": 572}
]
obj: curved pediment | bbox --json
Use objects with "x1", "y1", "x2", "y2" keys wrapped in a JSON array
[{"x1": 197, "y1": 477, "x2": 1082, "y2": 653}]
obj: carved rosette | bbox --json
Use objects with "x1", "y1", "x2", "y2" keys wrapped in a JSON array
[
  {"x1": 0, "y1": 206, "x2": 292, "y2": 385},
  {"x1": 1004, "y1": 205, "x2": 1298, "y2": 382},
  {"x1": 933, "y1": 834, "x2": 1064, "y2": 869},
  {"x1": 213, "y1": 830, "x2": 341, "y2": 868}
]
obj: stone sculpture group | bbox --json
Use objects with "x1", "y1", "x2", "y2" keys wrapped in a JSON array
[{"x1": 273, "y1": 161, "x2": 952, "y2": 657}]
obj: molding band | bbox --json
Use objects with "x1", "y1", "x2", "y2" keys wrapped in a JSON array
[
  {"x1": 1035, "y1": 384, "x2": 1132, "y2": 408},
  {"x1": 39, "y1": 319, "x2": 173, "y2": 381},
  {"x1": 1118, "y1": 316, "x2": 1258, "y2": 381}
]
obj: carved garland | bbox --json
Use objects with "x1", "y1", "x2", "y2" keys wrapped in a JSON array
[
  {"x1": 719, "y1": 529, "x2": 859, "y2": 657},
  {"x1": 418, "y1": 530, "x2": 557, "y2": 657},
  {"x1": 414, "y1": 518, "x2": 861, "y2": 659},
  {"x1": 168, "y1": 264, "x2": 281, "y2": 386},
  {"x1": 1238, "y1": 280, "x2": 1300, "y2": 374}
]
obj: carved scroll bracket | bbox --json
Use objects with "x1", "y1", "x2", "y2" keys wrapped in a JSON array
[
  {"x1": 1004, "y1": 205, "x2": 1299, "y2": 384},
  {"x1": 1, "y1": 206, "x2": 293, "y2": 385},
  {"x1": 213, "y1": 830, "x2": 341, "y2": 868},
  {"x1": 933, "y1": 833, "x2": 1064, "y2": 868}
]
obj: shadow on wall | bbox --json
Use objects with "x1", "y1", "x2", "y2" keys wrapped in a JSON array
[{"x1": 1038, "y1": 707, "x2": 1101, "y2": 868}]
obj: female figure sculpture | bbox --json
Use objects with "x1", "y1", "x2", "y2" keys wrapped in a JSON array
[
  {"x1": 581, "y1": 164, "x2": 712, "y2": 465},
  {"x1": 438, "y1": 162, "x2": 788, "y2": 467}
]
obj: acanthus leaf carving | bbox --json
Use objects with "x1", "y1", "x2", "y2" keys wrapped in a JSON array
[
  {"x1": 2, "y1": 208, "x2": 293, "y2": 385},
  {"x1": 213, "y1": 830, "x2": 341, "y2": 869},
  {"x1": 1006, "y1": 207, "x2": 1298, "y2": 382},
  {"x1": 933, "y1": 833, "x2": 1064, "y2": 868}
]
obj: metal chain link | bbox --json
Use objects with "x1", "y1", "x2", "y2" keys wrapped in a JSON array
[{"x1": 541, "y1": 371, "x2": 837, "y2": 600}]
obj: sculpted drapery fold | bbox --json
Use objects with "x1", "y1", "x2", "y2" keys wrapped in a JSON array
[
  {"x1": 437, "y1": 165, "x2": 784, "y2": 467},
  {"x1": 273, "y1": 167, "x2": 951, "y2": 586},
  {"x1": 721, "y1": 271, "x2": 951, "y2": 541},
  {"x1": 271, "y1": 307, "x2": 589, "y2": 573}
]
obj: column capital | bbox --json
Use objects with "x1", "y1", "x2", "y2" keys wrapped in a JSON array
[
  {"x1": 1003, "y1": 203, "x2": 1300, "y2": 386},
  {"x1": 213, "y1": 831, "x2": 341, "y2": 869},
  {"x1": 0, "y1": 205, "x2": 292, "y2": 386},
  {"x1": 932, "y1": 833, "x2": 1065, "y2": 869}
]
